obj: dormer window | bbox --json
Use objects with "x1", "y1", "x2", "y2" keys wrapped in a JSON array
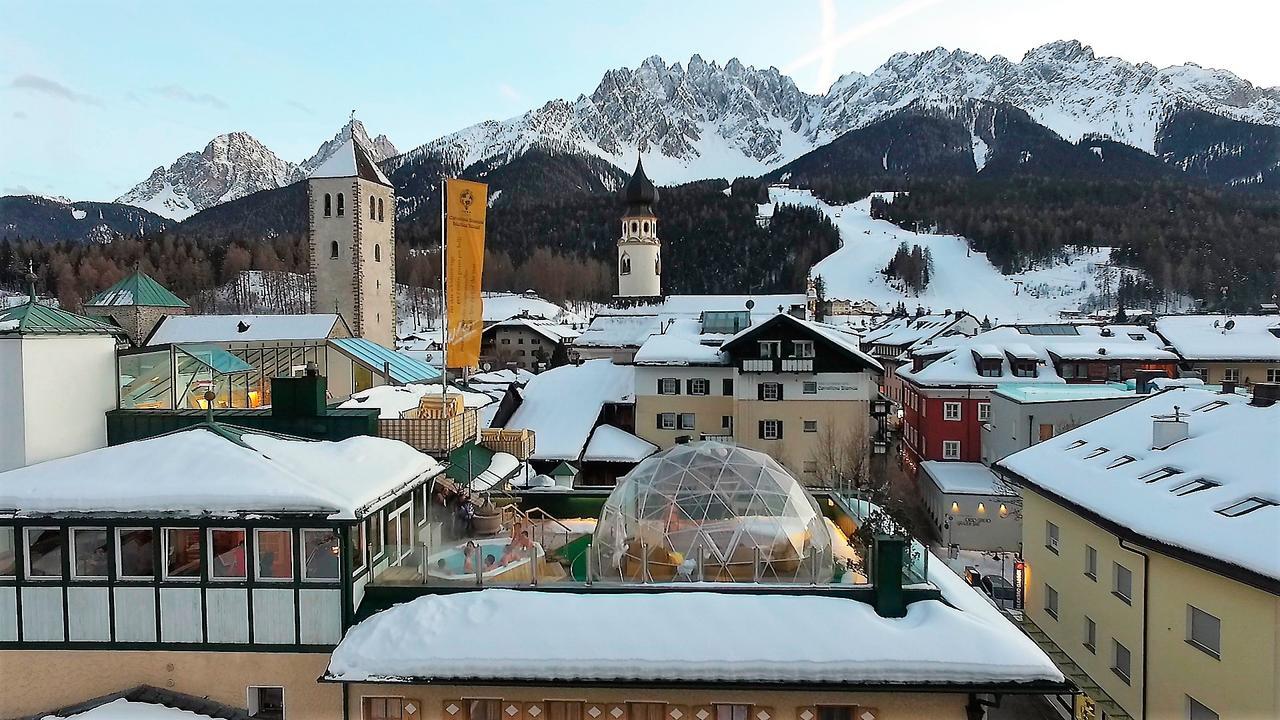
[
  {"x1": 1012, "y1": 361, "x2": 1037, "y2": 378},
  {"x1": 977, "y1": 359, "x2": 1002, "y2": 377}
]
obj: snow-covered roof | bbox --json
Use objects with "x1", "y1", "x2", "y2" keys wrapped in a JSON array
[
  {"x1": 325, "y1": 570, "x2": 1063, "y2": 686},
  {"x1": 996, "y1": 387, "x2": 1280, "y2": 584},
  {"x1": 633, "y1": 318, "x2": 728, "y2": 366},
  {"x1": 42, "y1": 698, "x2": 222, "y2": 720},
  {"x1": 339, "y1": 383, "x2": 494, "y2": 419},
  {"x1": 901, "y1": 325, "x2": 1178, "y2": 387},
  {"x1": 1155, "y1": 314, "x2": 1280, "y2": 361},
  {"x1": 582, "y1": 424, "x2": 658, "y2": 463},
  {"x1": 488, "y1": 316, "x2": 581, "y2": 343},
  {"x1": 720, "y1": 313, "x2": 882, "y2": 371},
  {"x1": 146, "y1": 314, "x2": 343, "y2": 344},
  {"x1": 308, "y1": 137, "x2": 392, "y2": 186},
  {"x1": 577, "y1": 295, "x2": 805, "y2": 350},
  {"x1": 993, "y1": 383, "x2": 1136, "y2": 404},
  {"x1": 862, "y1": 312, "x2": 973, "y2": 348},
  {"x1": 0, "y1": 426, "x2": 441, "y2": 520},
  {"x1": 574, "y1": 315, "x2": 661, "y2": 348},
  {"x1": 469, "y1": 368, "x2": 534, "y2": 385},
  {"x1": 481, "y1": 292, "x2": 582, "y2": 325},
  {"x1": 921, "y1": 461, "x2": 1013, "y2": 496},
  {"x1": 505, "y1": 359, "x2": 635, "y2": 461}
]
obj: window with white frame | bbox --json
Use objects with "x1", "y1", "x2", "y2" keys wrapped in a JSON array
[
  {"x1": 1112, "y1": 639, "x2": 1132, "y2": 683},
  {"x1": 803, "y1": 381, "x2": 818, "y2": 394},
  {"x1": 758, "y1": 340, "x2": 781, "y2": 358},
  {"x1": 387, "y1": 502, "x2": 414, "y2": 564},
  {"x1": 1114, "y1": 562, "x2": 1133, "y2": 603},
  {"x1": 71, "y1": 527, "x2": 109, "y2": 580},
  {"x1": 116, "y1": 528, "x2": 154, "y2": 579},
  {"x1": 1222, "y1": 368, "x2": 1240, "y2": 383},
  {"x1": 678, "y1": 413, "x2": 695, "y2": 430},
  {"x1": 760, "y1": 419, "x2": 781, "y2": 440},
  {"x1": 761, "y1": 382, "x2": 781, "y2": 400},
  {"x1": 943, "y1": 440, "x2": 961, "y2": 459},
  {"x1": 301, "y1": 529, "x2": 340, "y2": 580},
  {"x1": 163, "y1": 527, "x2": 201, "y2": 580},
  {"x1": 658, "y1": 378, "x2": 680, "y2": 395},
  {"x1": 792, "y1": 340, "x2": 815, "y2": 358},
  {"x1": 209, "y1": 528, "x2": 247, "y2": 580},
  {"x1": 248, "y1": 686, "x2": 284, "y2": 720},
  {"x1": 255, "y1": 528, "x2": 293, "y2": 581},
  {"x1": 1187, "y1": 605, "x2": 1221, "y2": 658},
  {"x1": 1267, "y1": 368, "x2": 1280, "y2": 383},
  {"x1": 1046, "y1": 521, "x2": 1060, "y2": 553},
  {"x1": 1187, "y1": 697, "x2": 1219, "y2": 720},
  {"x1": 25, "y1": 527, "x2": 63, "y2": 580},
  {"x1": 978, "y1": 402, "x2": 991, "y2": 422},
  {"x1": 943, "y1": 401, "x2": 962, "y2": 421},
  {"x1": 689, "y1": 378, "x2": 709, "y2": 395},
  {"x1": 658, "y1": 412, "x2": 677, "y2": 430}
]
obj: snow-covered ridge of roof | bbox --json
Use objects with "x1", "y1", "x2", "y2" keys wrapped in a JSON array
[
  {"x1": 505, "y1": 359, "x2": 635, "y2": 461},
  {"x1": 901, "y1": 324, "x2": 1178, "y2": 386},
  {"x1": 862, "y1": 312, "x2": 972, "y2": 348},
  {"x1": 1155, "y1": 314, "x2": 1280, "y2": 361},
  {"x1": 582, "y1": 424, "x2": 658, "y2": 463},
  {"x1": 997, "y1": 387, "x2": 1280, "y2": 583},
  {"x1": 325, "y1": 578, "x2": 1063, "y2": 686},
  {"x1": 489, "y1": 316, "x2": 581, "y2": 343},
  {"x1": 0, "y1": 426, "x2": 441, "y2": 520},
  {"x1": 922, "y1": 461, "x2": 1014, "y2": 496},
  {"x1": 339, "y1": 383, "x2": 494, "y2": 419},
  {"x1": 634, "y1": 317, "x2": 728, "y2": 366},
  {"x1": 42, "y1": 697, "x2": 223, "y2": 720},
  {"x1": 574, "y1": 315, "x2": 661, "y2": 348},
  {"x1": 481, "y1": 292, "x2": 584, "y2": 325},
  {"x1": 147, "y1": 313, "x2": 343, "y2": 344},
  {"x1": 308, "y1": 137, "x2": 392, "y2": 186}
]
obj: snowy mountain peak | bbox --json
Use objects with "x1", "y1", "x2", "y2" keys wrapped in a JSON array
[{"x1": 299, "y1": 118, "x2": 398, "y2": 175}]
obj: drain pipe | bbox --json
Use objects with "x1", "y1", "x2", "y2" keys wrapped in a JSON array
[{"x1": 1119, "y1": 538, "x2": 1151, "y2": 720}]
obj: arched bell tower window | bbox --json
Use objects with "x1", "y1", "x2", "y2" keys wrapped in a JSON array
[
  {"x1": 374, "y1": 244, "x2": 382, "y2": 262},
  {"x1": 620, "y1": 253, "x2": 631, "y2": 276},
  {"x1": 330, "y1": 241, "x2": 339, "y2": 259},
  {"x1": 378, "y1": 197, "x2": 385, "y2": 222},
  {"x1": 630, "y1": 221, "x2": 638, "y2": 235},
  {"x1": 370, "y1": 201, "x2": 376, "y2": 220},
  {"x1": 323, "y1": 194, "x2": 332, "y2": 217},
  {"x1": 642, "y1": 221, "x2": 649, "y2": 233},
  {"x1": 337, "y1": 193, "x2": 345, "y2": 216},
  {"x1": 655, "y1": 253, "x2": 661, "y2": 275}
]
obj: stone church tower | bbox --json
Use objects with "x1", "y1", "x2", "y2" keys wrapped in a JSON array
[
  {"x1": 307, "y1": 138, "x2": 396, "y2": 348},
  {"x1": 616, "y1": 157, "x2": 662, "y2": 299}
]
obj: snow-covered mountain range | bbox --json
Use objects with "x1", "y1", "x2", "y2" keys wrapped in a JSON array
[
  {"x1": 117, "y1": 120, "x2": 397, "y2": 220},
  {"x1": 114, "y1": 40, "x2": 1278, "y2": 220},
  {"x1": 394, "y1": 39, "x2": 1279, "y2": 185}
]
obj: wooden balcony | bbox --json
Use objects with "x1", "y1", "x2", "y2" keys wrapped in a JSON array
[{"x1": 739, "y1": 357, "x2": 814, "y2": 373}]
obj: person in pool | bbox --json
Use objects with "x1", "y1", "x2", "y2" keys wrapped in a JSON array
[
  {"x1": 462, "y1": 541, "x2": 480, "y2": 572},
  {"x1": 484, "y1": 554, "x2": 497, "y2": 570}
]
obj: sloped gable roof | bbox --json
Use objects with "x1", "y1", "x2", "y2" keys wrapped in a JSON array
[
  {"x1": 86, "y1": 271, "x2": 189, "y2": 309},
  {"x1": 0, "y1": 297, "x2": 125, "y2": 337}
]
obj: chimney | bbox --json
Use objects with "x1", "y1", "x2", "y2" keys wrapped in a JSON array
[
  {"x1": 1135, "y1": 369, "x2": 1164, "y2": 395},
  {"x1": 872, "y1": 535, "x2": 906, "y2": 618},
  {"x1": 271, "y1": 366, "x2": 327, "y2": 418},
  {"x1": 1251, "y1": 382, "x2": 1280, "y2": 408},
  {"x1": 1220, "y1": 380, "x2": 1237, "y2": 395},
  {"x1": 1152, "y1": 407, "x2": 1189, "y2": 449}
]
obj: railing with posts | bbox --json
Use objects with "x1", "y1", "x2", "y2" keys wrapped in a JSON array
[{"x1": 739, "y1": 357, "x2": 815, "y2": 373}]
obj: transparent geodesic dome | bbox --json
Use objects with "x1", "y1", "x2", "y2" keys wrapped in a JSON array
[{"x1": 591, "y1": 441, "x2": 833, "y2": 583}]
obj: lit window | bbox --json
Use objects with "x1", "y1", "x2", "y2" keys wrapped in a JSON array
[
  {"x1": 977, "y1": 502, "x2": 986, "y2": 514},
  {"x1": 116, "y1": 528, "x2": 155, "y2": 579},
  {"x1": 256, "y1": 529, "x2": 294, "y2": 581},
  {"x1": 1187, "y1": 605, "x2": 1221, "y2": 658},
  {"x1": 164, "y1": 527, "x2": 201, "y2": 580},
  {"x1": 301, "y1": 529, "x2": 340, "y2": 581},
  {"x1": 998, "y1": 504, "x2": 1008, "y2": 518},
  {"x1": 209, "y1": 528, "x2": 247, "y2": 580},
  {"x1": 71, "y1": 527, "x2": 109, "y2": 580}
]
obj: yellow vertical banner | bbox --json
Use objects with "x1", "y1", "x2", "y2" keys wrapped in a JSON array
[{"x1": 445, "y1": 178, "x2": 487, "y2": 369}]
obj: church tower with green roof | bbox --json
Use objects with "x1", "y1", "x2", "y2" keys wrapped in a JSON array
[{"x1": 84, "y1": 269, "x2": 189, "y2": 346}]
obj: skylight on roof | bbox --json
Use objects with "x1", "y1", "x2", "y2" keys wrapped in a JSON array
[
  {"x1": 1216, "y1": 497, "x2": 1279, "y2": 517},
  {"x1": 1128, "y1": 333, "x2": 1147, "y2": 341},
  {"x1": 1139, "y1": 467, "x2": 1182, "y2": 483},
  {"x1": 1084, "y1": 447, "x2": 1109, "y2": 459},
  {"x1": 1171, "y1": 479, "x2": 1220, "y2": 496},
  {"x1": 1018, "y1": 325, "x2": 1080, "y2": 336},
  {"x1": 1194, "y1": 400, "x2": 1229, "y2": 413},
  {"x1": 1066, "y1": 440, "x2": 1088, "y2": 450},
  {"x1": 1106, "y1": 456, "x2": 1136, "y2": 469}
]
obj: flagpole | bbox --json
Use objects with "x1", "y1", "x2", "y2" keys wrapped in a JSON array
[{"x1": 440, "y1": 179, "x2": 447, "y2": 409}]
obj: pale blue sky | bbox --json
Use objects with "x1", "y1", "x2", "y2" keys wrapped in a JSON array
[{"x1": 3, "y1": 0, "x2": 1277, "y2": 201}]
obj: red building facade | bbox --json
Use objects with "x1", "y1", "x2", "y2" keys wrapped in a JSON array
[{"x1": 901, "y1": 383, "x2": 993, "y2": 468}]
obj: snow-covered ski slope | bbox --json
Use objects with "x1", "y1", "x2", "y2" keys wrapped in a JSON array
[{"x1": 772, "y1": 187, "x2": 1117, "y2": 323}]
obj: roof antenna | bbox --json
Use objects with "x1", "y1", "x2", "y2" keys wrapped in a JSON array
[{"x1": 24, "y1": 260, "x2": 37, "y2": 302}]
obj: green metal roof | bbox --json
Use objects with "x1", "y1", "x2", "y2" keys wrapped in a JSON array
[
  {"x1": 330, "y1": 337, "x2": 442, "y2": 384},
  {"x1": 0, "y1": 296, "x2": 126, "y2": 337},
  {"x1": 86, "y1": 270, "x2": 189, "y2": 309},
  {"x1": 446, "y1": 441, "x2": 496, "y2": 484},
  {"x1": 551, "y1": 461, "x2": 579, "y2": 477}
]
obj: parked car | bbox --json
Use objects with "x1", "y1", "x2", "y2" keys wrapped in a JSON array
[{"x1": 980, "y1": 574, "x2": 1017, "y2": 609}]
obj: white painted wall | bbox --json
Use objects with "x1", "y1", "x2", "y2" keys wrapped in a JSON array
[
  {"x1": 19, "y1": 336, "x2": 117, "y2": 469},
  {"x1": 0, "y1": 341, "x2": 26, "y2": 472}
]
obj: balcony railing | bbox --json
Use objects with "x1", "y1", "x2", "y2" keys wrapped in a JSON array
[{"x1": 740, "y1": 357, "x2": 815, "y2": 373}]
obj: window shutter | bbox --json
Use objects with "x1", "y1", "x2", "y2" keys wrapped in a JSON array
[
  {"x1": 795, "y1": 707, "x2": 816, "y2": 720},
  {"x1": 657, "y1": 378, "x2": 664, "y2": 394},
  {"x1": 656, "y1": 414, "x2": 664, "y2": 429},
  {"x1": 667, "y1": 706, "x2": 689, "y2": 720},
  {"x1": 776, "y1": 421, "x2": 784, "y2": 439},
  {"x1": 585, "y1": 705, "x2": 606, "y2": 720},
  {"x1": 606, "y1": 704, "x2": 628, "y2": 720},
  {"x1": 752, "y1": 707, "x2": 775, "y2": 720},
  {"x1": 442, "y1": 700, "x2": 464, "y2": 720},
  {"x1": 777, "y1": 383, "x2": 784, "y2": 401},
  {"x1": 757, "y1": 383, "x2": 765, "y2": 400},
  {"x1": 403, "y1": 699, "x2": 423, "y2": 720},
  {"x1": 758, "y1": 420, "x2": 766, "y2": 439},
  {"x1": 723, "y1": 378, "x2": 733, "y2": 395},
  {"x1": 692, "y1": 706, "x2": 715, "y2": 720},
  {"x1": 503, "y1": 702, "x2": 526, "y2": 720},
  {"x1": 686, "y1": 379, "x2": 694, "y2": 394}
]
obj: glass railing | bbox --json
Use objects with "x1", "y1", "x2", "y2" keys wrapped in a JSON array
[{"x1": 832, "y1": 492, "x2": 930, "y2": 586}]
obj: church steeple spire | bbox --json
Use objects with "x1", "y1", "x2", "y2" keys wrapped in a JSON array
[{"x1": 616, "y1": 156, "x2": 661, "y2": 299}]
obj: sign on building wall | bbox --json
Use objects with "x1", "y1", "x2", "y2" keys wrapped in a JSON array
[{"x1": 445, "y1": 179, "x2": 487, "y2": 369}]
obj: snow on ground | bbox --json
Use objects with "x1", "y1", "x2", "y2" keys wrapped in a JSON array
[{"x1": 771, "y1": 187, "x2": 1119, "y2": 322}]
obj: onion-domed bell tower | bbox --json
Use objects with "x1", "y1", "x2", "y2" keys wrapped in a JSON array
[{"x1": 616, "y1": 157, "x2": 661, "y2": 298}]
